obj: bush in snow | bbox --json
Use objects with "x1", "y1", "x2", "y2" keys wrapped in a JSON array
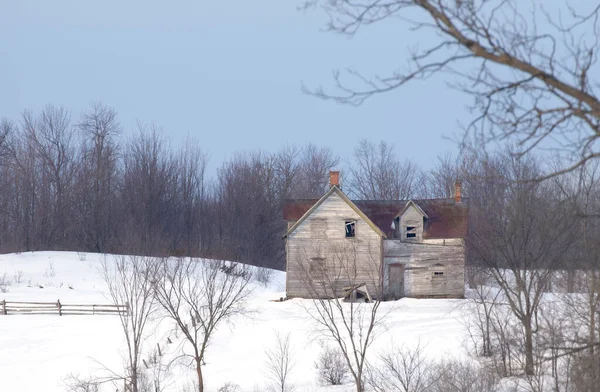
[
  {"x1": 63, "y1": 374, "x2": 100, "y2": 392},
  {"x1": 44, "y1": 261, "x2": 56, "y2": 277},
  {"x1": 13, "y1": 269, "x2": 23, "y2": 284},
  {"x1": 218, "y1": 383, "x2": 241, "y2": 392},
  {"x1": 255, "y1": 267, "x2": 274, "y2": 287},
  {"x1": 315, "y1": 345, "x2": 349, "y2": 386},
  {"x1": 367, "y1": 341, "x2": 500, "y2": 392},
  {"x1": 0, "y1": 273, "x2": 10, "y2": 293},
  {"x1": 368, "y1": 342, "x2": 436, "y2": 392},
  {"x1": 432, "y1": 359, "x2": 500, "y2": 392}
]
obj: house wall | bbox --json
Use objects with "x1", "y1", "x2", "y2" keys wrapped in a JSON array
[
  {"x1": 286, "y1": 192, "x2": 383, "y2": 298},
  {"x1": 399, "y1": 204, "x2": 424, "y2": 242},
  {"x1": 383, "y1": 240, "x2": 465, "y2": 298}
]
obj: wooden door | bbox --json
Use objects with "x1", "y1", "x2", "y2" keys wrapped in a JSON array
[{"x1": 389, "y1": 264, "x2": 405, "y2": 299}]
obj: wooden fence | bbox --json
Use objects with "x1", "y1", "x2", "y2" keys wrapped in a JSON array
[{"x1": 0, "y1": 299, "x2": 127, "y2": 316}]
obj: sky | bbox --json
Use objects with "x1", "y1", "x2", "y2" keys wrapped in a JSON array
[{"x1": 0, "y1": 0, "x2": 472, "y2": 174}]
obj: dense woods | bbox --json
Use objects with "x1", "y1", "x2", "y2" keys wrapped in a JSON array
[
  {"x1": 0, "y1": 103, "x2": 469, "y2": 269},
  {"x1": 4, "y1": 104, "x2": 600, "y2": 390}
]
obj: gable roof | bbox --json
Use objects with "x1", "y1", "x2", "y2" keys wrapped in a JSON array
[
  {"x1": 284, "y1": 186, "x2": 386, "y2": 238},
  {"x1": 283, "y1": 197, "x2": 468, "y2": 239},
  {"x1": 395, "y1": 200, "x2": 429, "y2": 220}
]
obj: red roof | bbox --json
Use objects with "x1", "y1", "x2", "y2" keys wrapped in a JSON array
[{"x1": 283, "y1": 198, "x2": 468, "y2": 239}]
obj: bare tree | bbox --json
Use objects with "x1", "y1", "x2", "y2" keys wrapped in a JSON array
[
  {"x1": 314, "y1": 344, "x2": 349, "y2": 386},
  {"x1": 0, "y1": 119, "x2": 16, "y2": 251},
  {"x1": 22, "y1": 105, "x2": 77, "y2": 248},
  {"x1": 275, "y1": 144, "x2": 302, "y2": 200},
  {"x1": 462, "y1": 269, "x2": 502, "y2": 359},
  {"x1": 368, "y1": 342, "x2": 439, "y2": 392},
  {"x1": 176, "y1": 135, "x2": 208, "y2": 256},
  {"x1": 101, "y1": 255, "x2": 159, "y2": 392},
  {"x1": 467, "y1": 152, "x2": 579, "y2": 376},
  {"x1": 7, "y1": 123, "x2": 38, "y2": 251},
  {"x1": 264, "y1": 331, "x2": 295, "y2": 392},
  {"x1": 76, "y1": 102, "x2": 121, "y2": 252},
  {"x1": 63, "y1": 374, "x2": 101, "y2": 392},
  {"x1": 0, "y1": 118, "x2": 12, "y2": 160},
  {"x1": 121, "y1": 126, "x2": 177, "y2": 254},
  {"x1": 214, "y1": 151, "x2": 282, "y2": 265},
  {"x1": 297, "y1": 143, "x2": 340, "y2": 198},
  {"x1": 348, "y1": 139, "x2": 420, "y2": 200},
  {"x1": 153, "y1": 258, "x2": 253, "y2": 392},
  {"x1": 433, "y1": 359, "x2": 500, "y2": 392},
  {"x1": 424, "y1": 153, "x2": 470, "y2": 199},
  {"x1": 295, "y1": 241, "x2": 386, "y2": 392},
  {"x1": 542, "y1": 162, "x2": 600, "y2": 390},
  {"x1": 306, "y1": 0, "x2": 600, "y2": 180}
]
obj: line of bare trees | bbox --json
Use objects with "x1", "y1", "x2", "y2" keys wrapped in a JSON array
[
  {"x1": 458, "y1": 151, "x2": 600, "y2": 391},
  {"x1": 0, "y1": 104, "x2": 467, "y2": 269}
]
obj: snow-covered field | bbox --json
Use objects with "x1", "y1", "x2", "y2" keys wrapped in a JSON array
[{"x1": 0, "y1": 252, "x2": 468, "y2": 391}]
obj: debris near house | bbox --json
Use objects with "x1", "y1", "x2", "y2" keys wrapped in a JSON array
[{"x1": 343, "y1": 283, "x2": 372, "y2": 303}]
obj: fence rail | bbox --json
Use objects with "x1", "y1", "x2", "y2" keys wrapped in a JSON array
[{"x1": 0, "y1": 299, "x2": 127, "y2": 316}]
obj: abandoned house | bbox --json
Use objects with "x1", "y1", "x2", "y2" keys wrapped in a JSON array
[{"x1": 283, "y1": 171, "x2": 468, "y2": 299}]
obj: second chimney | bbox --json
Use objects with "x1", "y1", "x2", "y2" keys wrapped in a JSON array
[
  {"x1": 330, "y1": 170, "x2": 340, "y2": 188},
  {"x1": 454, "y1": 180, "x2": 462, "y2": 203}
]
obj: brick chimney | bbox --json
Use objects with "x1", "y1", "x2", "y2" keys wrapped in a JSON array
[
  {"x1": 454, "y1": 180, "x2": 462, "y2": 203},
  {"x1": 329, "y1": 170, "x2": 340, "y2": 188}
]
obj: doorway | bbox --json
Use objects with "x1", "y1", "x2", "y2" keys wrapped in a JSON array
[{"x1": 389, "y1": 264, "x2": 405, "y2": 299}]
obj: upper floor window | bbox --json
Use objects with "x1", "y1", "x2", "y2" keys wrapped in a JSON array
[
  {"x1": 406, "y1": 226, "x2": 417, "y2": 239},
  {"x1": 345, "y1": 220, "x2": 356, "y2": 238}
]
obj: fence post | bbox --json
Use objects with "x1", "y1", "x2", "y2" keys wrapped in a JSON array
[
  {"x1": 57, "y1": 299, "x2": 62, "y2": 316},
  {"x1": 92, "y1": 304, "x2": 95, "y2": 315},
  {"x1": 1, "y1": 300, "x2": 6, "y2": 315}
]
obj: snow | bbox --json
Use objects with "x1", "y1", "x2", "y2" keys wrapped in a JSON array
[{"x1": 0, "y1": 251, "x2": 468, "y2": 391}]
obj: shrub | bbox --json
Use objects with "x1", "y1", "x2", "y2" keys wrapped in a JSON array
[
  {"x1": 256, "y1": 267, "x2": 274, "y2": 287},
  {"x1": 218, "y1": 383, "x2": 241, "y2": 392},
  {"x1": 315, "y1": 345, "x2": 349, "y2": 386},
  {"x1": 13, "y1": 270, "x2": 23, "y2": 284},
  {"x1": 433, "y1": 359, "x2": 500, "y2": 392},
  {"x1": 0, "y1": 273, "x2": 10, "y2": 293}
]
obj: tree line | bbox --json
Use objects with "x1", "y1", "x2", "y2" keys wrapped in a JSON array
[{"x1": 0, "y1": 103, "x2": 469, "y2": 269}]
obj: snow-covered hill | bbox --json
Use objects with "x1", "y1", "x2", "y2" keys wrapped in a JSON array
[{"x1": 0, "y1": 252, "x2": 467, "y2": 391}]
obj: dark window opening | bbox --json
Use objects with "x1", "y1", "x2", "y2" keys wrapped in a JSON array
[
  {"x1": 432, "y1": 271, "x2": 444, "y2": 277},
  {"x1": 345, "y1": 221, "x2": 356, "y2": 238},
  {"x1": 406, "y1": 226, "x2": 417, "y2": 239}
]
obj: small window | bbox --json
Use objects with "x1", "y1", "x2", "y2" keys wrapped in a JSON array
[
  {"x1": 345, "y1": 221, "x2": 356, "y2": 238},
  {"x1": 432, "y1": 271, "x2": 444, "y2": 278},
  {"x1": 406, "y1": 226, "x2": 416, "y2": 239}
]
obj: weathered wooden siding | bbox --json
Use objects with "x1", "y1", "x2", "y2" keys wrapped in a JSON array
[
  {"x1": 399, "y1": 204, "x2": 424, "y2": 242},
  {"x1": 286, "y1": 192, "x2": 382, "y2": 298},
  {"x1": 383, "y1": 240, "x2": 464, "y2": 298},
  {"x1": 422, "y1": 238, "x2": 463, "y2": 246}
]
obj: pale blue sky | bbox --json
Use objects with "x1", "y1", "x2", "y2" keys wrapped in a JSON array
[{"x1": 0, "y1": 0, "x2": 471, "y2": 173}]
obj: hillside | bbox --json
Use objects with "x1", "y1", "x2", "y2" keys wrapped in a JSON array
[{"x1": 0, "y1": 252, "x2": 467, "y2": 391}]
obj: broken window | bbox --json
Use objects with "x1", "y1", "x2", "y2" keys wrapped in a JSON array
[
  {"x1": 345, "y1": 220, "x2": 356, "y2": 238},
  {"x1": 406, "y1": 226, "x2": 417, "y2": 239},
  {"x1": 309, "y1": 257, "x2": 326, "y2": 281}
]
